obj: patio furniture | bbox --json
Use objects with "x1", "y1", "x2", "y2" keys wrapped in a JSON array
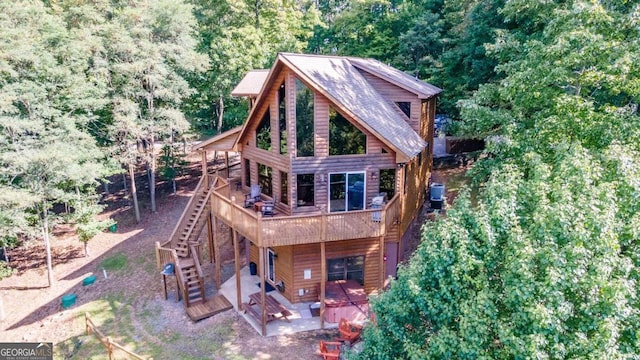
[
  {"x1": 261, "y1": 195, "x2": 277, "y2": 217},
  {"x1": 318, "y1": 341, "x2": 342, "y2": 360},
  {"x1": 244, "y1": 185, "x2": 261, "y2": 208},
  {"x1": 338, "y1": 318, "x2": 363, "y2": 344},
  {"x1": 242, "y1": 292, "x2": 292, "y2": 323}
]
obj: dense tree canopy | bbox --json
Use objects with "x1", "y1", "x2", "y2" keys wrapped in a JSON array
[{"x1": 359, "y1": 0, "x2": 640, "y2": 358}]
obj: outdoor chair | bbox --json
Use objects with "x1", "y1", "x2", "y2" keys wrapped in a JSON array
[
  {"x1": 318, "y1": 340, "x2": 341, "y2": 360},
  {"x1": 243, "y1": 185, "x2": 261, "y2": 208},
  {"x1": 338, "y1": 318, "x2": 363, "y2": 344},
  {"x1": 261, "y1": 195, "x2": 277, "y2": 217}
]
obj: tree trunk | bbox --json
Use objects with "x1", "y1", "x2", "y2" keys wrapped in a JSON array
[
  {"x1": 129, "y1": 164, "x2": 141, "y2": 223},
  {"x1": 83, "y1": 242, "x2": 90, "y2": 257},
  {"x1": 217, "y1": 95, "x2": 224, "y2": 134},
  {"x1": 42, "y1": 207, "x2": 55, "y2": 287},
  {"x1": 103, "y1": 180, "x2": 110, "y2": 195},
  {"x1": 149, "y1": 134, "x2": 157, "y2": 213}
]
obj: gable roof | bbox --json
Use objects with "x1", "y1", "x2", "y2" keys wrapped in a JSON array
[
  {"x1": 236, "y1": 53, "x2": 442, "y2": 162},
  {"x1": 231, "y1": 69, "x2": 270, "y2": 97}
]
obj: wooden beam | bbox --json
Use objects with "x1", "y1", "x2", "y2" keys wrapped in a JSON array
[
  {"x1": 320, "y1": 241, "x2": 326, "y2": 330},
  {"x1": 258, "y1": 246, "x2": 267, "y2": 336},
  {"x1": 233, "y1": 230, "x2": 242, "y2": 311},
  {"x1": 201, "y1": 150, "x2": 208, "y2": 187},
  {"x1": 213, "y1": 216, "x2": 221, "y2": 289},
  {"x1": 379, "y1": 236, "x2": 385, "y2": 289},
  {"x1": 207, "y1": 214, "x2": 214, "y2": 264}
]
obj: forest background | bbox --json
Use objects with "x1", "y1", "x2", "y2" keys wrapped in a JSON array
[{"x1": 1, "y1": 1, "x2": 639, "y2": 358}]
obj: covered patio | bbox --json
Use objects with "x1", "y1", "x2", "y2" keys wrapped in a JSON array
[{"x1": 219, "y1": 265, "x2": 341, "y2": 336}]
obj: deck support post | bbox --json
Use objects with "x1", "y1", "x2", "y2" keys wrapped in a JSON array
[
  {"x1": 233, "y1": 230, "x2": 242, "y2": 311},
  {"x1": 200, "y1": 150, "x2": 208, "y2": 187},
  {"x1": 258, "y1": 246, "x2": 267, "y2": 336},
  {"x1": 213, "y1": 216, "x2": 221, "y2": 289},
  {"x1": 320, "y1": 241, "x2": 326, "y2": 330},
  {"x1": 379, "y1": 236, "x2": 385, "y2": 289}
]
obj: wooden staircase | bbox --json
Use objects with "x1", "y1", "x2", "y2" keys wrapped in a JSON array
[{"x1": 156, "y1": 176, "x2": 232, "y2": 320}]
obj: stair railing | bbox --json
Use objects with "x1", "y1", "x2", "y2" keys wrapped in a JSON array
[
  {"x1": 190, "y1": 244, "x2": 206, "y2": 304},
  {"x1": 174, "y1": 256, "x2": 191, "y2": 307},
  {"x1": 180, "y1": 178, "x2": 219, "y2": 250},
  {"x1": 165, "y1": 176, "x2": 207, "y2": 249}
]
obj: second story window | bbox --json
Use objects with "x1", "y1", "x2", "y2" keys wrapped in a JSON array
[
  {"x1": 296, "y1": 174, "x2": 314, "y2": 207},
  {"x1": 329, "y1": 107, "x2": 365, "y2": 155},
  {"x1": 256, "y1": 108, "x2": 271, "y2": 151},
  {"x1": 379, "y1": 169, "x2": 396, "y2": 198},
  {"x1": 296, "y1": 79, "x2": 314, "y2": 157},
  {"x1": 278, "y1": 82, "x2": 287, "y2": 155},
  {"x1": 396, "y1": 102, "x2": 411, "y2": 118},
  {"x1": 258, "y1": 163, "x2": 272, "y2": 196}
]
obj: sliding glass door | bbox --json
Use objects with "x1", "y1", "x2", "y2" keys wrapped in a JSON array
[{"x1": 329, "y1": 172, "x2": 365, "y2": 212}]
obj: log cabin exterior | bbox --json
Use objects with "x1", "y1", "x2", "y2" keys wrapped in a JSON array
[{"x1": 156, "y1": 53, "x2": 441, "y2": 334}]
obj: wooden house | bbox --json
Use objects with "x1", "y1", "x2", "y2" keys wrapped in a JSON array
[{"x1": 156, "y1": 53, "x2": 441, "y2": 333}]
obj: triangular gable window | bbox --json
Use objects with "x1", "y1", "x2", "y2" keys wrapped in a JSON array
[{"x1": 329, "y1": 107, "x2": 366, "y2": 155}]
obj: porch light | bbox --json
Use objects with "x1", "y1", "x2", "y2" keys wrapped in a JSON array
[{"x1": 370, "y1": 171, "x2": 378, "y2": 181}]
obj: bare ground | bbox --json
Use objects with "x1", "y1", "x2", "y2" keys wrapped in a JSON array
[{"x1": 0, "y1": 162, "x2": 468, "y2": 359}]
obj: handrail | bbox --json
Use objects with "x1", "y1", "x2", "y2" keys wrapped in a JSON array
[
  {"x1": 164, "y1": 175, "x2": 208, "y2": 248},
  {"x1": 190, "y1": 244, "x2": 206, "y2": 303},
  {"x1": 182, "y1": 178, "x2": 218, "y2": 248},
  {"x1": 173, "y1": 252, "x2": 189, "y2": 307}
]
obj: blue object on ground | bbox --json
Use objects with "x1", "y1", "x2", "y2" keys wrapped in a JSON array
[
  {"x1": 83, "y1": 275, "x2": 97, "y2": 286},
  {"x1": 62, "y1": 294, "x2": 77, "y2": 308}
]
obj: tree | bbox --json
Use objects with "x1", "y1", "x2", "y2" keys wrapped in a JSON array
[
  {"x1": 359, "y1": 1, "x2": 640, "y2": 357},
  {"x1": 0, "y1": 1, "x2": 111, "y2": 285},
  {"x1": 100, "y1": 0, "x2": 208, "y2": 217}
]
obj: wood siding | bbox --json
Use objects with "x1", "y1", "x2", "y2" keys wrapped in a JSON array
[{"x1": 289, "y1": 238, "x2": 381, "y2": 303}]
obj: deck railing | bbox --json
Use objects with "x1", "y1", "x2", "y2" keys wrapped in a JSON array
[{"x1": 210, "y1": 176, "x2": 400, "y2": 247}]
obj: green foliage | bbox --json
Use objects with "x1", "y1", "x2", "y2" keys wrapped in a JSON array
[
  {"x1": 361, "y1": 1, "x2": 640, "y2": 358},
  {"x1": 0, "y1": 261, "x2": 15, "y2": 280},
  {"x1": 159, "y1": 144, "x2": 187, "y2": 182},
  {"x1": 100, "y1": 253, "x2": 128, "y2": 272}
]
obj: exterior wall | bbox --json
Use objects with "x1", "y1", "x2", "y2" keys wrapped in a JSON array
[
  {"x1": 357, "y1": 71, "x2": 422, "y2": 132},
  {"x1": 288, "y1": 238, "x2": 381, "y2": 304}
]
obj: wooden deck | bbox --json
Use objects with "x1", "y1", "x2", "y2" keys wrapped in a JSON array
[
  {"x1": 210, "y1": 176, "x2": 400, "y2": 247},
  {"x1": 186, "y1": 295, "x2": 233, "y2": 321}
]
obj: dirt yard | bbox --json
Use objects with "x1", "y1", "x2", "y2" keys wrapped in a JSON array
[{"x1": 0, "y1": 161, "x2": 469, "y2": 359}]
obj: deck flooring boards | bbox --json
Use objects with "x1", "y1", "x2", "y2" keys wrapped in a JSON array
[{"x1": 186, "y1": 295, "x2": 233, "y2": 321}]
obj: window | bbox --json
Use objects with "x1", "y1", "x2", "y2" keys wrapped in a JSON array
[
  {"x1": 396, "y1": 102, "x2": 411, "y2": 118},
  {"x1": 244, "y1": 159, "x2": 251, "y2": 187},
  {"x1": 328, "y1": 255, "x2": 364, "y2": 285},
  {"x1": 329, "y1": 107, "x2": 365, "y2": 155},
  {"x1": 256, "y1": 108, "x2": 271, "y2": 151},
  {"x1": 379, "y1": 169, "x2": 396, "y2": 198},
  {"x1": 329, "y1": 172, "x2": 365, "y2": 212},
  {"x1": 258, "y1": 163, "x2": 272, "y2": 196},
  {"x1": 296, "y1": 174, "x2": 315, "y2": 206},
  {"x1": 296, "y1": 78, "x2": 314, "y2": 157},
  {"x1": 280, "y1": 171, "x2": 289, "y2": 205},
  {"x1": 278, "y1": 83, "x2": 287, "y2": 154},
  {"x1": 267, "y1": 248, "x2": 276, "y2": 283}
]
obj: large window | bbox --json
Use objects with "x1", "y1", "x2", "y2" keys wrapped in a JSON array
[
  {"x1": 244, "y1": 159, "x2": 251, "y2": 187},
  {"x1": 379, "y1": 169, "x2": 396, "y2": 198},
  {"x1": 258, "y1": 163, "x2": 272, "y2": 197},
  {"x1": 328, "y1": 255, "x2": 364, "y2": 285},
  {"x1": 296, "y1": 79, "x2": 314, "y2": 157},
  {"x1": 267, "y1": 248, "x2": 276, "y2": 283},
  {"x1": 296, "y1": 174, "x2": 314, "y2": 207},
  {"x1": 329, "y1": 172, "x2": 365, "y2": 212},
  {"x1": 329, "y1": 107, "x2": 365, "y2": 155},
  {"x1": 280, "y1": 171, "x2": 288, "y2": 205},
  {"x1": 256, "y1": 108, "x2": 271, "y2": 151},
  {"x1": 278, "y1": 83, "x2": 287, "y2": 154}
]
